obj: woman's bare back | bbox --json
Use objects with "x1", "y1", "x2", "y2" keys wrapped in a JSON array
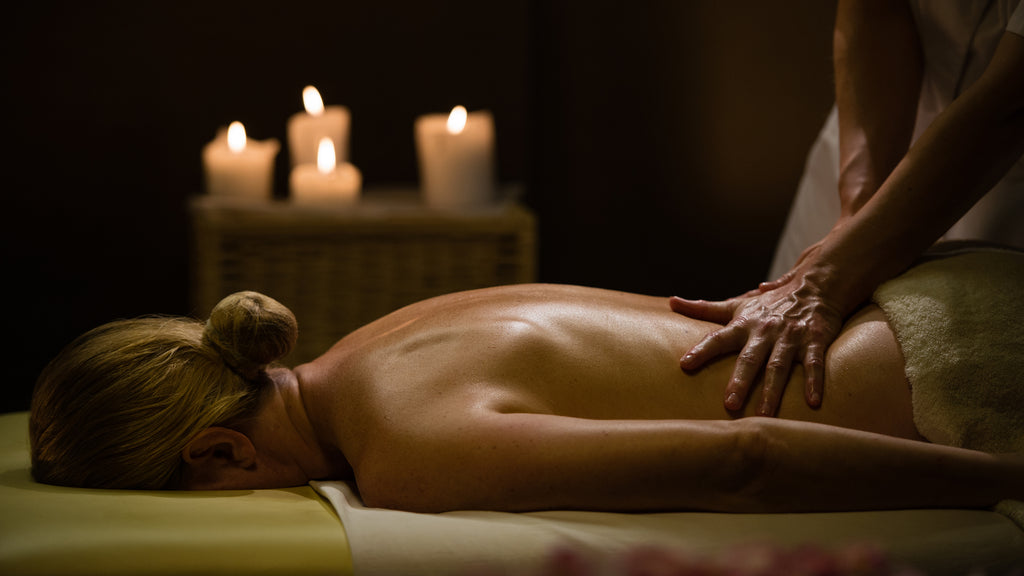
[{"x1": 298, "y1": 283, "x2": 922, "y2": 467}]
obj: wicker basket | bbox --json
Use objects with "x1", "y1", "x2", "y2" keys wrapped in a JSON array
[{"x1": 189, "y1": 190, "x2": 536, "y2": 365}]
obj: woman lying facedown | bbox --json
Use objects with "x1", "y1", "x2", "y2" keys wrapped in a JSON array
[{"x1": 30, "y1": 249, "x2": 1024, "y2": 513}]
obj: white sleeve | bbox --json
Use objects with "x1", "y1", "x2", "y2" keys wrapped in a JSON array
[{"x1": 1008, "y1": 0, "x2": 1024, "y2": 36}]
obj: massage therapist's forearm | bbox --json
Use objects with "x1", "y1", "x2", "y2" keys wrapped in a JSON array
[
  {"x1": 672, "y1": 15, "x2": 1022, "y2": 416},
  {"x1": 744, "y1": 418, "x2": 1022, "y2": 512},
  {"x1": 834, "y1": 0, "x2": 922, "y2": 219},
  {"x1": 813, "y1": 31, "x2": 1024, "y2": 316}
]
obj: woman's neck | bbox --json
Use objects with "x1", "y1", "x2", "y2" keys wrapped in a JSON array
[{"x1": 269, "y1": 367, "x2": 354, "y2": 481}]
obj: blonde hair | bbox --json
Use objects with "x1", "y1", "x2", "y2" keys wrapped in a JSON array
[{"x1": 29, "y1": 291, "x2": 298, "y2": 490}]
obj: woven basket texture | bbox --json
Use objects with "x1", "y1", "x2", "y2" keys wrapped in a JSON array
[{"x1": 190, "y1": 194, "x2": 536, "y2": 365}]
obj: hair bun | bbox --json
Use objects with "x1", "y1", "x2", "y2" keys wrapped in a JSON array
[{"x1": 203, "y1": 291, "x2": 298, "y2": 378}]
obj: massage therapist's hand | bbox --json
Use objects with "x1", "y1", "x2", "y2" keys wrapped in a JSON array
[{"x1": 670, "y1": 252, "x2": 845, "y2": 416}]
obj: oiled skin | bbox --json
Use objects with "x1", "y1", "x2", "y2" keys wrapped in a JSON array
[
  {"x1": 303, "y1": 284, "x2": 916, "y2": 436},
  {"x1": 290, "y1": 284, "x2": 935, "y2": 512}
]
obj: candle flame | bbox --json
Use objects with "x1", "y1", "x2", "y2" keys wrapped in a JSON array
[
  {"x1": 447, "y1": 105, "x2": 467, "y2": 134},
  {"x1": 316, "y1": 137, "x2": 336, "y2": 174},
  {"x1": 227, "y1": 121, "x2": 247, "y2": 153},
  {"x1": 303, "y1": 85, "x2": 325, "y2": 116}
]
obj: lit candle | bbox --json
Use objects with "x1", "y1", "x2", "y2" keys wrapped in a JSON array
[
  {"x1": 201, "y1": 121, "x2": 280, "y2": 199},
  {"x1": 290, "y1": 137, "x2": 361, "y2": 204},
  {"x1": 414, "y1": 105, "x2": 497, "y2": 210},
  {"x1": 287, "y1": 85, "x2": 351, "y2": 168}
]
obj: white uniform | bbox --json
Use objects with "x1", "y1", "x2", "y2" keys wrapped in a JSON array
[{"x1": 768, "y1": 0, "x2": 1024, "y2": 280}]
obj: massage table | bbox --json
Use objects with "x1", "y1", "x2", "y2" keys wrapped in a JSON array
[{"x1": 2, "y1": 410, "x2": 1021, "y2": 575}]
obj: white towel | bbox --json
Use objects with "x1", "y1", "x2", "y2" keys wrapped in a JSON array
[
  {"x1": 872, "y1": 248, "x2": 1024, "y2": 453},
  {"x1": 996, "y1": 500, "x2": 1024, "y2": 532}
]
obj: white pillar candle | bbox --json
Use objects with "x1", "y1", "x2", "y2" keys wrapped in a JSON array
[
  {"x1": 287, "y1": 85, "x2": 351, "y2": 168},
  {"x1": 414, "y1": 105, "x2": 497, "y2": 210},
  {"x1": 290, "y1": 137, "x2": 361, "y2": 205},
  {"x1": 202, "y1": 121, "x2": 280, "y2": 200}
]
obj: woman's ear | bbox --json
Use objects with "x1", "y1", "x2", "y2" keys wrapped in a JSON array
[{"x1": 180, "y1": 427, "x2": 257, "y2": 490}]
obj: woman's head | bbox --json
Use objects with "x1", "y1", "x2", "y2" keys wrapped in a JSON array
[{"x1": 29, "y1": 291, "x2": 298, "y2": 490}]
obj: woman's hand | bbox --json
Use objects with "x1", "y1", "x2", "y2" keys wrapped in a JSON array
[{"x1": 670, "y1": 254, "x2": 845, "y2": 416}]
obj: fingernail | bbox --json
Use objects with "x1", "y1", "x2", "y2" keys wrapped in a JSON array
[
  {"x1": 810, "y1": 392, "x2": 821, "y2": 406},
  {"x1": 726, "y1": 393, "x2": 740, "y2": 409}
]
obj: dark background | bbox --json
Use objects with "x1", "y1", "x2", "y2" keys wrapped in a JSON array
[{"x1": 2, "y1": 1, "x2": 836, "y2": 413}]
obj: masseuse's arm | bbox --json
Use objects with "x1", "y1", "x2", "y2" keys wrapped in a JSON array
[
  {"x1": 833, "y1": 0, "x2": 921, "y2": 222},
  {"x1": 673, "y1": 16, "x2": 1024, "y2": 416},
  {"x1": 673, "y1": 0, "x2": 922, "y2": 415},
  {"x1": 355, "y1": 414, "x2": 1022, "y2": 513}
]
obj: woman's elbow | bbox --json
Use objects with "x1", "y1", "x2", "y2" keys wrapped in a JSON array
[{"x1": 719, "y1": 417, "x2": 782, "y2": 513}]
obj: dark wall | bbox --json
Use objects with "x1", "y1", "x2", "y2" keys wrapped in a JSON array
[
  {"x1": 2, "y1": 1, "x2": 835, "y2": 413},
  {"x1": 529, "y1": 2, "x2": 836, "y2": 294}
]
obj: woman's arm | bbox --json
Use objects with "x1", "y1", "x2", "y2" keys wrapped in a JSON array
[{"x1": 355, "y1": 413, "x2": 1022, "y2": 513}]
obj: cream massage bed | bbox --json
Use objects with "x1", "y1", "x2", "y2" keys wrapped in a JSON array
[{"x1": 1, "y1": 409, "x2": 1022, "y2": 575}]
